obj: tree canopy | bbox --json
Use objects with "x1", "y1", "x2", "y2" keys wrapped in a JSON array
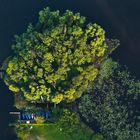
[
  {"x1": 3, "y1": 7, "x2": 118, "y2": 104},
  {"x1": 78, "y1": 59, "x2": 140, "y2": 140}
]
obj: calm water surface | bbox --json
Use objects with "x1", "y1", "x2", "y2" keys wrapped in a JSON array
[{"x1": 0, "y1": 0, "x2": 140, "y2": 139}]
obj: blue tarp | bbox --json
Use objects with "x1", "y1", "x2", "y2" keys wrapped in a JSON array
[{"x1": 21, "y1": 111, "x2": 51, "y2": 120}]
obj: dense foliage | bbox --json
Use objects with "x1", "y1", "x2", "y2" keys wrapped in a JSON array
[
  {"x1": 17, "y1": 125, "x2": 31, "y2": 140},
  {"x1": 3, "y1": 7, "x2": 118, "y2": 104},
  {"x1": 35, "y1": 116, "x2": 46, "y2": 124},
  {"x1": 78, "y1": 59, "x2": 140, "y2": 140},
  {"x1": 56, "y1": 109, "x2": 79, "y2": 136},
  {"x1": 56, "y1": 109, "x2": 103, "y2": 140}
]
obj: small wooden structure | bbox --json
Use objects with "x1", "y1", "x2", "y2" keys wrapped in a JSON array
[{"x1": 9, "y1": 111, "x2": 21, "y2": 120}]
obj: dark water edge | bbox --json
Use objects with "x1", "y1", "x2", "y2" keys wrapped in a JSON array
[
  {"x1": 0, "y1": 0, "x2": 140, "y2": 77},
  {"x1": 0, "y1": 79, "x2": 14, "y2": 139},
  {"x1": 0, "y1": 0, "x2": 140, "y2": 139}
]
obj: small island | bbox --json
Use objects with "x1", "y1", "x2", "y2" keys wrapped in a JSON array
[{"x1": 1, "y1": 7, "x2": 140, "y2": 140}]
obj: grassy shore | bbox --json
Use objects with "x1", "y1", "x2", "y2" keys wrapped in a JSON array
[{"x1": 17, "y1": 123, "x2": 102, "y2": 140}]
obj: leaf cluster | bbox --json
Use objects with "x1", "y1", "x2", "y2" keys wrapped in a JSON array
[
  {"x1": 4, "y1": 7, "x2": 117, "y2": 103},
  {"x1": 79, "y1": 59, "x2": 140, "y2": 140}
]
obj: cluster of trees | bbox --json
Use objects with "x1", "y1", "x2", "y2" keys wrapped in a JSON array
[
  {"x1": 2, "y1": 7, "x2": 140, "y2": 140},
  {"x1": 78, "y1": 59, "x2": 140, "y2": 140},
  {"x1": 3, "y1": 7, "x2": 118, "y2": 104}
]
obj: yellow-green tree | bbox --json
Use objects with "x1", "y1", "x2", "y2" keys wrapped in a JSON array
[{"x1": 3, "y1": 7, "x2": 118, "y2": 104}]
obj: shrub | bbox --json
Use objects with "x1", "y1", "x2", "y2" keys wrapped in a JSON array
[
  {"x1": 17, "y1": 126, "x2": 30, "y2": 140},
  {"x1": 56, "y1": 109, "x2": 99, "y2": 140},
  {"x1": 56, "y1": 109, "x2": 79, "y2": 136},
  {"x1": 35, "y1": 116, "x2": 46, "y2": 124},
  {"x1": 91, "y1": 134, "x2": 104, "y2": 140}
]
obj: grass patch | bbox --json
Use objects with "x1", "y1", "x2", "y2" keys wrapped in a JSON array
[
  {"x1": 30, "y1": 124, "x2": 71, "y2": 140},
  {"x1": 17, "y1": 124, "x2": 71, "y2": 140},
  {"x1": 17, "y1": 123, "x2": 100, "y2": 140}
]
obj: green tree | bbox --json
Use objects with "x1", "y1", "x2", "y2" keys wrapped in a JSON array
[
  {"x1": 3, "y1": 7, "x2": 118, "y2": 104},
  {"x1": 79, "y1": 59, "x2": 140, "y2": 140}
]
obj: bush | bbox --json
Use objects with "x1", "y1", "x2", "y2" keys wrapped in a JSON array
[
  {"x1": 17, "y1": 126, "x2": 30, "y2": 140},
  {"x1": 91, "y1": 134, "x2": 104, "y2": 140},
  {"x1": 35, "y1": 116, "x2": 46, "y2": 124},
  {"x1": 56, "y1": 109, "x2": 79, "y2": 136}
]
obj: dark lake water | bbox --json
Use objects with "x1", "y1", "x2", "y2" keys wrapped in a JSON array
[{"x1": 0, "y1": 0, "x2": 140, "y2": 139}]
